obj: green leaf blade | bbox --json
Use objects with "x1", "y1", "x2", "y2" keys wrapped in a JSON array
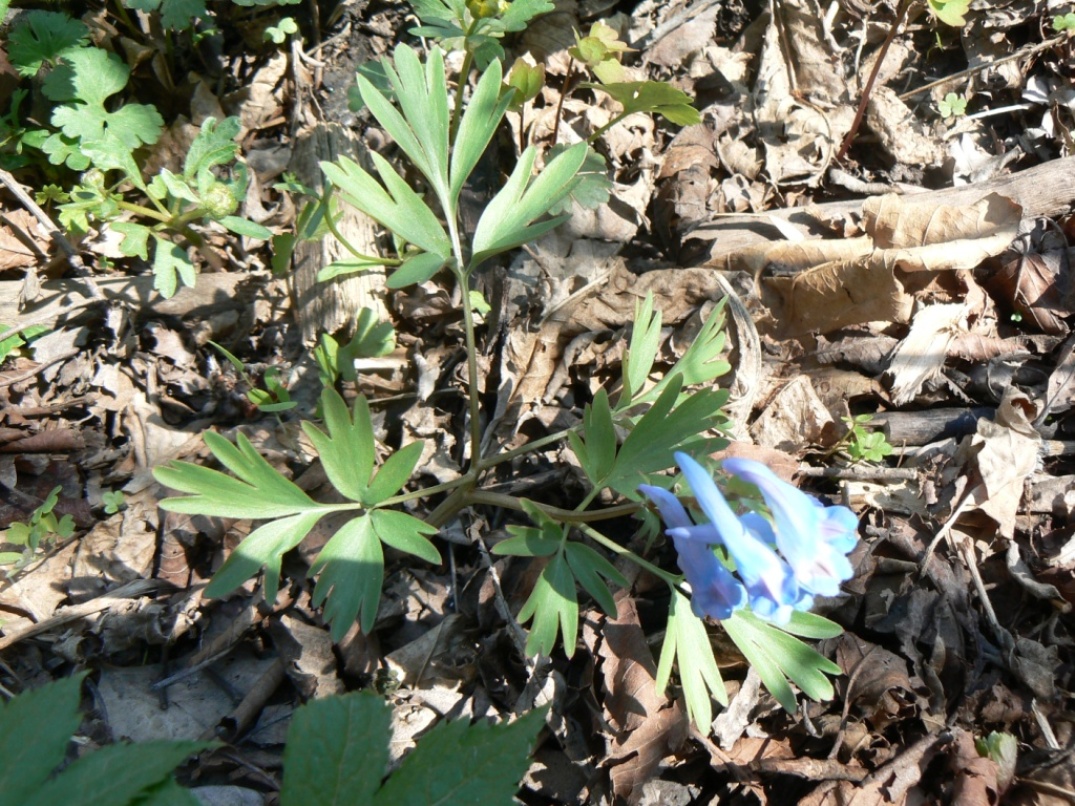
[
  {"x1": 0, "y1": 674, "x2": 86, "y2": 804},
  {"x1": 372, "y1": 707, "x2": 546, "y2": 806},
  {"x1": 371, "y1": 509, "x2": 440, "y2": 565},
  {"x1": 311, "y1": 515, "x2": 384, "y2": 639},
  {"x1": 205, "y1": 511, "x2": 324, "y2": 603},
  {"x1": 281, "y1": 691, "x2": 391, "y2": 806},
  {"x1": 26, "y1": 741, "x2": 208, "y2": 806}
]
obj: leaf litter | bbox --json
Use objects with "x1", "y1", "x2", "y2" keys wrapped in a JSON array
[{"x1": 1, "y1": 0, "x2": 1075, "y2": 803}]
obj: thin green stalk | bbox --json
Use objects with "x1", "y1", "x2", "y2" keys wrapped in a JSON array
[
  {"x1": 588, "y1": 111, "x2": 630, "y2": 143},
  {"x1": 117, "y1": 201, "x2": 171, "y2": 224},
  {"x1": 321, "y1": 189, "x2": 402, "y2": 266},
  {"x1": 476, "y1": 428, "x2": 572, "y2": 471},
  {"x1": 466, "y1": 490, "x2": 639, "y2": 524},
  {"x1": 457, "y1": 274, "x2": 485, "y2": 469},
  {"x1": 576, "y1": 522, "x2": 679, "y2": 586},
  {"x1": 376, "y1": 476, "x2": 472, "y2": 508},
  {"x1": 449, "y1": 48, "x2": 475, "y2": 145}
]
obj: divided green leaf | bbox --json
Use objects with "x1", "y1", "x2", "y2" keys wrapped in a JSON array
[
  {"x1": 517, "y1": 551, "x2": 578, "y2": 657},
  {"x1": 585, "y1": 81, "x2": 701, "y2": 127},
  {"x1": 8, "y1": 11, "x2": 88, "y2": 77},
  {"x1": 722, "y1": 609, "x2": 843, "y2": 712},
  {"x1": 655, "y1": 590, "x2": 727, "y2": 729},
  {"x1": 470, "y1": 142, "x2": 587, "y2": 268},
  {"x1": 42, "y1": 48, "x2": 163, "y2": 168}
]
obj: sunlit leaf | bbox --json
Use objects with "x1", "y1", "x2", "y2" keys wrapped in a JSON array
[{"x1": 656, "y1": 590, "x2": 727, "y2": 728}]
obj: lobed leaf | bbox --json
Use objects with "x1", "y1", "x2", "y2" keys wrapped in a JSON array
[
  {"x1": 721, "y1": 610, "x2": 842, "y2": 711},
  {"x1": 517, "y1": 552, "x2": 578, "y2": 657},
  {"x1": 371, "y1": 509, "x2": 441, "y2": 564},
  {"x1": 320, "y1": 155, "x2": 451, "y2": 259},
  {"x1": 449, "y1": 58, "x2": 511, "y2": 204},
  {"x1": 620, "y1": 293, "x2": 662, "y2": 408},
  {"x1": 301, "y1": 389, "x2": 376, "y2": 504},
  {"x1": 8, "y1": 11, "x2": 88, "y2": 77},
  {"x1": 470, "y1": 143, "x2": 588, "y2": 268},
  {"x1": 656, "y1": 590, "x2": 727, "y2": 729},
  {"x1": 568, "y1": 388, "x2": 617, "y2": 487},
  {"x1": 311, "y1": 514, "x2": 384, "y2": 639},
  {"x1": 366, "y1": 440, "x2": 425, "y2": 504},
  {"x1": 563, "y1": 542, "x2": 626, "y2": 617},
  {"x1": 205, "y1": 511, "x2": 324, "y2": 603},
  {"x1": 155, "y1": 430, "x2": 319, "y2": 519}
]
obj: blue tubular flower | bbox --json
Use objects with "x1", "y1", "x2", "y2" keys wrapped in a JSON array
[
  {"x1": 639, "y1": 485, "x2": 746, "y2": 620},
  {"x1": 721, "y1": 458, "x2": 858, "y2": 597},
  {"x1": 673, "y1": 452, "x2": 802, "y2": 622}
]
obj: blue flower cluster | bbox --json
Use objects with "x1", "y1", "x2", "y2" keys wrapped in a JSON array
[{"x1": 640, "y1": 453, "x2": 858, "y2": 625}]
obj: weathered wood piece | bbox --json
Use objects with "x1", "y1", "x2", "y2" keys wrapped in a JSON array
[
  {"x1": 4, "y1": 272, "x2": 254, "y2": 329},
  {"x1": 872, "y1": 407, "x2": 994, "y2": 445},
  {"x1": 688, "y1": 156, "x2": 1075, "y2": 269},
  {"x1": 288, "y1": 123, "x2": 388, "y2": 343}
]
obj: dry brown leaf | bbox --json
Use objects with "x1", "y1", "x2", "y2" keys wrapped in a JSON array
[
  {"x1": 954, "y1": 387, "x2": 1041, "y2": 537},
  {"x1": 886, "y1": 304, "x2": 967, "y2": 405},
  {"x1": 587, "y1": 593, "x2": 687, "y2": 801},
  {"x1": 749, "y1": 374, "x2": 836, "y2": 452}
]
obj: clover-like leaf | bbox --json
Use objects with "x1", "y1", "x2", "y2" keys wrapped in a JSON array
[{"x1": 656, "y1": 590, "x2": 727, "y2": 728}]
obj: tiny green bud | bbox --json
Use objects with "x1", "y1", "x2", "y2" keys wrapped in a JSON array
[
  {"x1": 467, "y1": 0, "x2": 507, "y2": 19},
  {"x1": 204, "y1": 182, "x2": 238, "y2": 218},
  {"x1": 82, "y1": 169, "x2": 106, "y2": 189},
  {"x1": 506, "y1": 58, "x2": 545, "y2": 109}
]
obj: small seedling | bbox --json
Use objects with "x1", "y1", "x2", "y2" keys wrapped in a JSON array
[
  {"x1": 1053, "y1": 12, "x2": 1075, "y2": 31},
  {"x1": 839, "y1": 414, "x2": 894, "y2": 463},
  {"x1": 938, "y1": 92, "x2": 968, "y2": 119},
  {"x1": 0, "y1": 486, "x2": 76, "y2": 571}
]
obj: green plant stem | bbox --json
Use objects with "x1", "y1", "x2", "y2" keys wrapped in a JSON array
[
  {"x1": 321, "y1": 189, "x2": 402, "y2": 266},
  {"x1": 576, "y1": 522, "x2": 678, "y2": 585},
  {"x1": 117, "y1": 200, "x2": 171, "y2": 224},
  {"x1": 588, "y1": 110, "x2": 630, "y2": 143},
  {"x1": 476, "y1": 428, "x2": 571, "y2": 471},
  {"x1": 449, "y1": 48, "x2": 476, "y2": 145},
  {"x1": 454, "y1": 266, "x2": 485, "y2": 471},
  {"x1": 377, "y1": 476, "x2": 473, "y2": 508},
  {"x1": 466, "y1": 490, "x2": 639, "y2": 524}
]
